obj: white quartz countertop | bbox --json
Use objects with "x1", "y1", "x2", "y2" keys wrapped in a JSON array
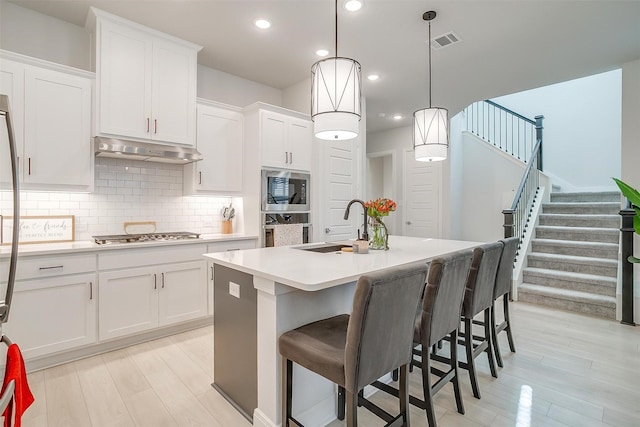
[
  {"x1": 0, "y1": 233, "x2": 258, "y2": 257},
  {"x1": 204, "y1": 235, "x2": 483, "y2": 291}
]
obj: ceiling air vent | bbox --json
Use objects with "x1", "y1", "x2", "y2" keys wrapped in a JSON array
[{"x1": 429, "y1": 32, "x2": 461, "y2": 49}]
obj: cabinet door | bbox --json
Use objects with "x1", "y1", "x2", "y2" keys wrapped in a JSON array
[
  {"x1": 98, "y1": 266, "x2": 159, "y2": 340},
  {"x1": 3, "y1": 274, "x2": 97, "y2": 360},
  {"x1": 98, "y1": 21, "x2": 152, "y2": 139},
  {"x1": 195, "y1": 104, "x2": 243, "y2": 193},
  {"x1": 288, "y1": 117, "x2": 312, "y2": 171},
  {"x1": 158, "y1": 261, "x2": 207, "y2": 326},
  {"x1": 261, "y1": 111, "x2": 288, "y2": 169},
  {"x1": 151, "y1": 40, "x2": 197, "y2": 145},
  {"x1": 23, "y1": 66, "x2": 92, "y2": 190},
  {"x1": 0, "y1": 59, "x2": 24, "y2": 187}
]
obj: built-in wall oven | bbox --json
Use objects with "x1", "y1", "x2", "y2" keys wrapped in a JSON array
[{"x1": 262, "y1": 169, "x2": 311, "y2": 247}]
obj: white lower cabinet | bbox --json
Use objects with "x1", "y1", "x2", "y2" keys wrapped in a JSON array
[
  {"x1": 4, "y1": 273, "x2": 97, "y2": 360},
  {"x1": 98, "y1": 260, "x2": 207, "y2": 341}
]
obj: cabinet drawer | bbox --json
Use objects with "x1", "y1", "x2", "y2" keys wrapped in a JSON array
[
  {"x1": 207, "y1": 239, "x2": 256, "y2": 253},
  {"x1": 2, "y1": 253, "x2": 97, "y2": 281},
  {"x1": 99, "y1": 243, "x2": 208, "y2": 270}
]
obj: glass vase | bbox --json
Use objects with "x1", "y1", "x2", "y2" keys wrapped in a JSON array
[{"x1": 368, "y1": 216, "x2": 389, "y2": 250}]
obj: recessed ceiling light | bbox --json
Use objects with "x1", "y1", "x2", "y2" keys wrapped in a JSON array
[
  {"x1": 367, "y1": 74, "x2": 379, "y2": 81},
  {"x1": 316, "y1": 49, "x2": 329, "y2": 57},
  {"x1": 392, "y1": 114, "x2": 403, "y2": 120},
  {"x1": 344, "y1": 0, "x2": 363, "y2": 12},
  {"x1": 255, "y1": 19, "x2": 271, "y2": 29}
]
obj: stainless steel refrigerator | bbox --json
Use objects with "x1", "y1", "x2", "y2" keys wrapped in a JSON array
[{"x1": 0, "y1": 94, "x2": 21, "y2": 325}]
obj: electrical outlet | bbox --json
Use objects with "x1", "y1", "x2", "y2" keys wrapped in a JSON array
[{"x1": 229, "y1": 282, "x2": 240, "y2": 298}]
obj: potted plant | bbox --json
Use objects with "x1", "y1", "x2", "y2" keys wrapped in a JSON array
[{"x1": 613, "y1": 178, "x2": 640, "y2": 263}]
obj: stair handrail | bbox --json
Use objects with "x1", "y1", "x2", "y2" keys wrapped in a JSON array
[
  {"x1": 502, "y1": 115, "x2": 544, "y2": 241},
  {"x1": 465, "y1": 99, "x2": 539, "y2": 163}
]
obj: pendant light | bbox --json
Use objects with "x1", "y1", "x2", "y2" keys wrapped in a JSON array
[
  {"x1": 311, "y1": 0, "x2": 362, "y2": 140},
  {"x1": 413, "y1": 11, "x2": 448, "y2": 162}
]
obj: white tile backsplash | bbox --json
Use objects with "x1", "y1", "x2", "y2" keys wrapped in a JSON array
[{"x1": 0, "y1": 157, "x2": 233, "y2": 241}]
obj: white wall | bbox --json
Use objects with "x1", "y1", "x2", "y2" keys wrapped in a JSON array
[
  {"x1": 197, "y1": 64, "x2": 282, "y2": 108},
  {"x1": 620, "y1": 59, "x2": 640, "y2": 323},
  {"x1": 0, "y1": 0, "x2": 91, "y2": 70},
  {"x1": 492, "y1": 70, "x2": 622, "y2": 191},
  {"x1": 282, "y1": 78, "x2": 311, "y2": 115}
]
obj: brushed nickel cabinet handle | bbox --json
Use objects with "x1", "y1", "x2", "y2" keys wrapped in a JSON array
[
  {"x1": 210, "y1": 266, "x2": 214, "y2": 281},
  {"x1": 285, "y1": 151, "x2": 288, "y2": 163},
  {"x1": 28, "y1": 157, "x2": 31, "y2": 175},
  {"x1": 89, "y1": 281, "x2": 93, "y2": 300},
  {"x1": 289, "y1": 152, "x2": 293, "y2": 164},
  {"x1": 154, "y1": 273, "x2": 157, "y2": 290},
  {"x1": 154, "y1": 119, "x2": 158, "y2": 134},
  {"x1": 147, "y1": 118, "x2": 150, "y2": 133},
  {"x1": 199, "y1": 171, "x2": 202, "y2": 184},
  {"x1": 39, "y1": 265, "x2": 63, "y2": 270},
  {"x1": 161, "y1": 272, "x2": 165, "y2": 288}
]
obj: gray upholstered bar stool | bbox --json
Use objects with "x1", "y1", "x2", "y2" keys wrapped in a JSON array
[
  {"x1": 491, "y1": 236, "x2": 519, "y2": 367},
  {"x1": 375, "y1": 250, "x2": 473, "y2": 427},
  {"x1": 455, "y1": 241, "x2": 503, "y2": 399},
  {"x1": 279, "y1": 264, "x2": 428, "y2": 427}
]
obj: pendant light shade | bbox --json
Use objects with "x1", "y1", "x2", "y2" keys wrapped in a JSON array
[
  {"x1": 413, "y1": 107, "x2": 448, "y2": 162},
  {"x1": 311, "y1": 0, "x2": 362, "y2": 141},
  {"x1": 311, "y1": 57, "x2": 361, "y2": 140},
  {"x1": 413, "y1": 10, "x2": 448, "y2": 162}
]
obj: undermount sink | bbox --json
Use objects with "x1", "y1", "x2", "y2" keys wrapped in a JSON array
[{"x1": 295, "y1": 243, "x2": 352, "y2": 253}]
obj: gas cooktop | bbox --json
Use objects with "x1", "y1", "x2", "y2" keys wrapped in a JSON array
[{"x1": 93, "y1": 232, "x2": 201, "y2": 245}]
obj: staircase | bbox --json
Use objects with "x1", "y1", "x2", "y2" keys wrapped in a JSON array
[{"x1": 519, "y1": 191, "x2": 620, "y2": 319}]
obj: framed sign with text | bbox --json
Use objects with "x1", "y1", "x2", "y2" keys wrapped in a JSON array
[{"x1": 1, "y1": 215, "x2": 75, "y2": 244}]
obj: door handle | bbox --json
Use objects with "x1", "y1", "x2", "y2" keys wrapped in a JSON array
[
  {"x1": 325, "y1": 228, "x2": 331, "y2": 234},
  {"x1": 406, "y1": 221, "x2": 412, "y2": 225}
]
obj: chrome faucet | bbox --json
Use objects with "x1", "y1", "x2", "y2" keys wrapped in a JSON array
[{"x1": 343, "y1": 199, "x2": 369, "y2": 241}]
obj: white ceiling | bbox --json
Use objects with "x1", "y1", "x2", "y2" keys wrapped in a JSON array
[{"x1": 8, "y1": 0, "x2": 640, "y2": 133}]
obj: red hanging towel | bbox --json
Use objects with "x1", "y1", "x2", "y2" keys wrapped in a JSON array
[{"x1": 1, "y1": 344, "x2": 34, "y2": 427}]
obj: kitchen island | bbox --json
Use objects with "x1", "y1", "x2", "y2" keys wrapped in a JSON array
[{"x1": 204, "y1": 235, "x2": 481, "y2": 427}]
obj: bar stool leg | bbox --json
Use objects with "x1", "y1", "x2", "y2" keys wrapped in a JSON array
[
  {"x1": 346, "y1": 390, "x2": 358, "y2": 427},
  {"x1": 504, "y1": 295, "x2": 516, "y2": 352},
  {"x1": 450, "y1": 329, "x2": 465, "y2": 415},
  {"x1": 399, "y1": 364, "x2": 411, "y2": 426},
  {"x1": 338, "y1": 386, "x2": 345, "y2": 420},
  {"x1": 491, "y1": 302, "x2": 504, "y2": 368},
  {"x1": 421, "y1": 347, "x2": 437, "y2": 427},
  {"x1": 282, "y1": 357, "x2": 293, "y2": 427},
  {"x1": 484, "y1": 308, "x2": 498, "y2": 378},
  {"x1": 464, "y1": 318, "x2": 481, "y2": 399}
]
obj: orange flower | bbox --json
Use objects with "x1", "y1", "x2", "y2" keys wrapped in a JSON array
[{"x1": 366, "y1": 198, "x2": 396, "y2": 218}]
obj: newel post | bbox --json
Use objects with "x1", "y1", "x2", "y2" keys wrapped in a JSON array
[
  {"x1": 535, "y1": 115, "x2": 544, "y2": 171},
  {"x1": 619, "y1": 204, "x2": 636, "y2": 326},
  {"x1": 502, "y1": 209, "x2": 515, "y2": 239}
]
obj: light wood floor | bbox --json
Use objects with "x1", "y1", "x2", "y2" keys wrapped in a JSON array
[{"x1": 13, "y1": 302, "x2": 640, "y2": 427}]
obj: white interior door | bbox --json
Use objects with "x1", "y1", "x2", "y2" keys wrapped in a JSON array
[
  {"x1": 403, "y1": 149, "x2": 442, "y2": 238},
  {"x1": 319, "y1": 138, "x2": 362, "y2": 242}
]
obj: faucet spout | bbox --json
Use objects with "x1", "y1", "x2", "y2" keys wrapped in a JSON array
[{"x1": 343, "y1": 199, "x2": 369, "y2": 241}]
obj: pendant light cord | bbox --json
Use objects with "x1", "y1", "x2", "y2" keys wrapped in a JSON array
[
  {"x1": 428, "y1": 19, "x2": 432, "y2": 108},
  {"x1": 335, "y1": 0, "x2": 338, "y2": 57}
]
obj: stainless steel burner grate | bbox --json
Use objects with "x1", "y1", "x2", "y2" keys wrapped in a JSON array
[{"x1": 93, "y1": 232, "x2": 201, "y2": 245}]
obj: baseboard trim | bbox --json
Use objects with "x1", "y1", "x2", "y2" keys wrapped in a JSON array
[{"x1": 24, "y1": 316, "x2": 213, "y2": 372}]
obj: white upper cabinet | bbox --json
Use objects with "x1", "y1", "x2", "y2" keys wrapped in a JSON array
[
  {"x1": 90, "y1": 8, "x2": 201, "y2": 146},
  {"x1": 0, "y1": 52, "x2": 93, "y2": 192},
  {"x1": 259, "y1": 109, "x2": 312, "y2": 171},
  {"x1": 184, "y1": 101, "x2": 243, "y2": 195}
]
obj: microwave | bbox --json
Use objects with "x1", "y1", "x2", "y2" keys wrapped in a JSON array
[{"x1": 262, "y1": 170, "x2": 310, "y2": 212}]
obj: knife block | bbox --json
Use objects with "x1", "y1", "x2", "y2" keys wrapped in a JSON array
[{"x1": 221, "y1": 220, "x2": 233, "y2": 234}]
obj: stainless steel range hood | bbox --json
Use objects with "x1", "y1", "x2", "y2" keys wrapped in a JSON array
[{"x1": 94, "y1": 137, "x2": 203, "y2": 164}]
